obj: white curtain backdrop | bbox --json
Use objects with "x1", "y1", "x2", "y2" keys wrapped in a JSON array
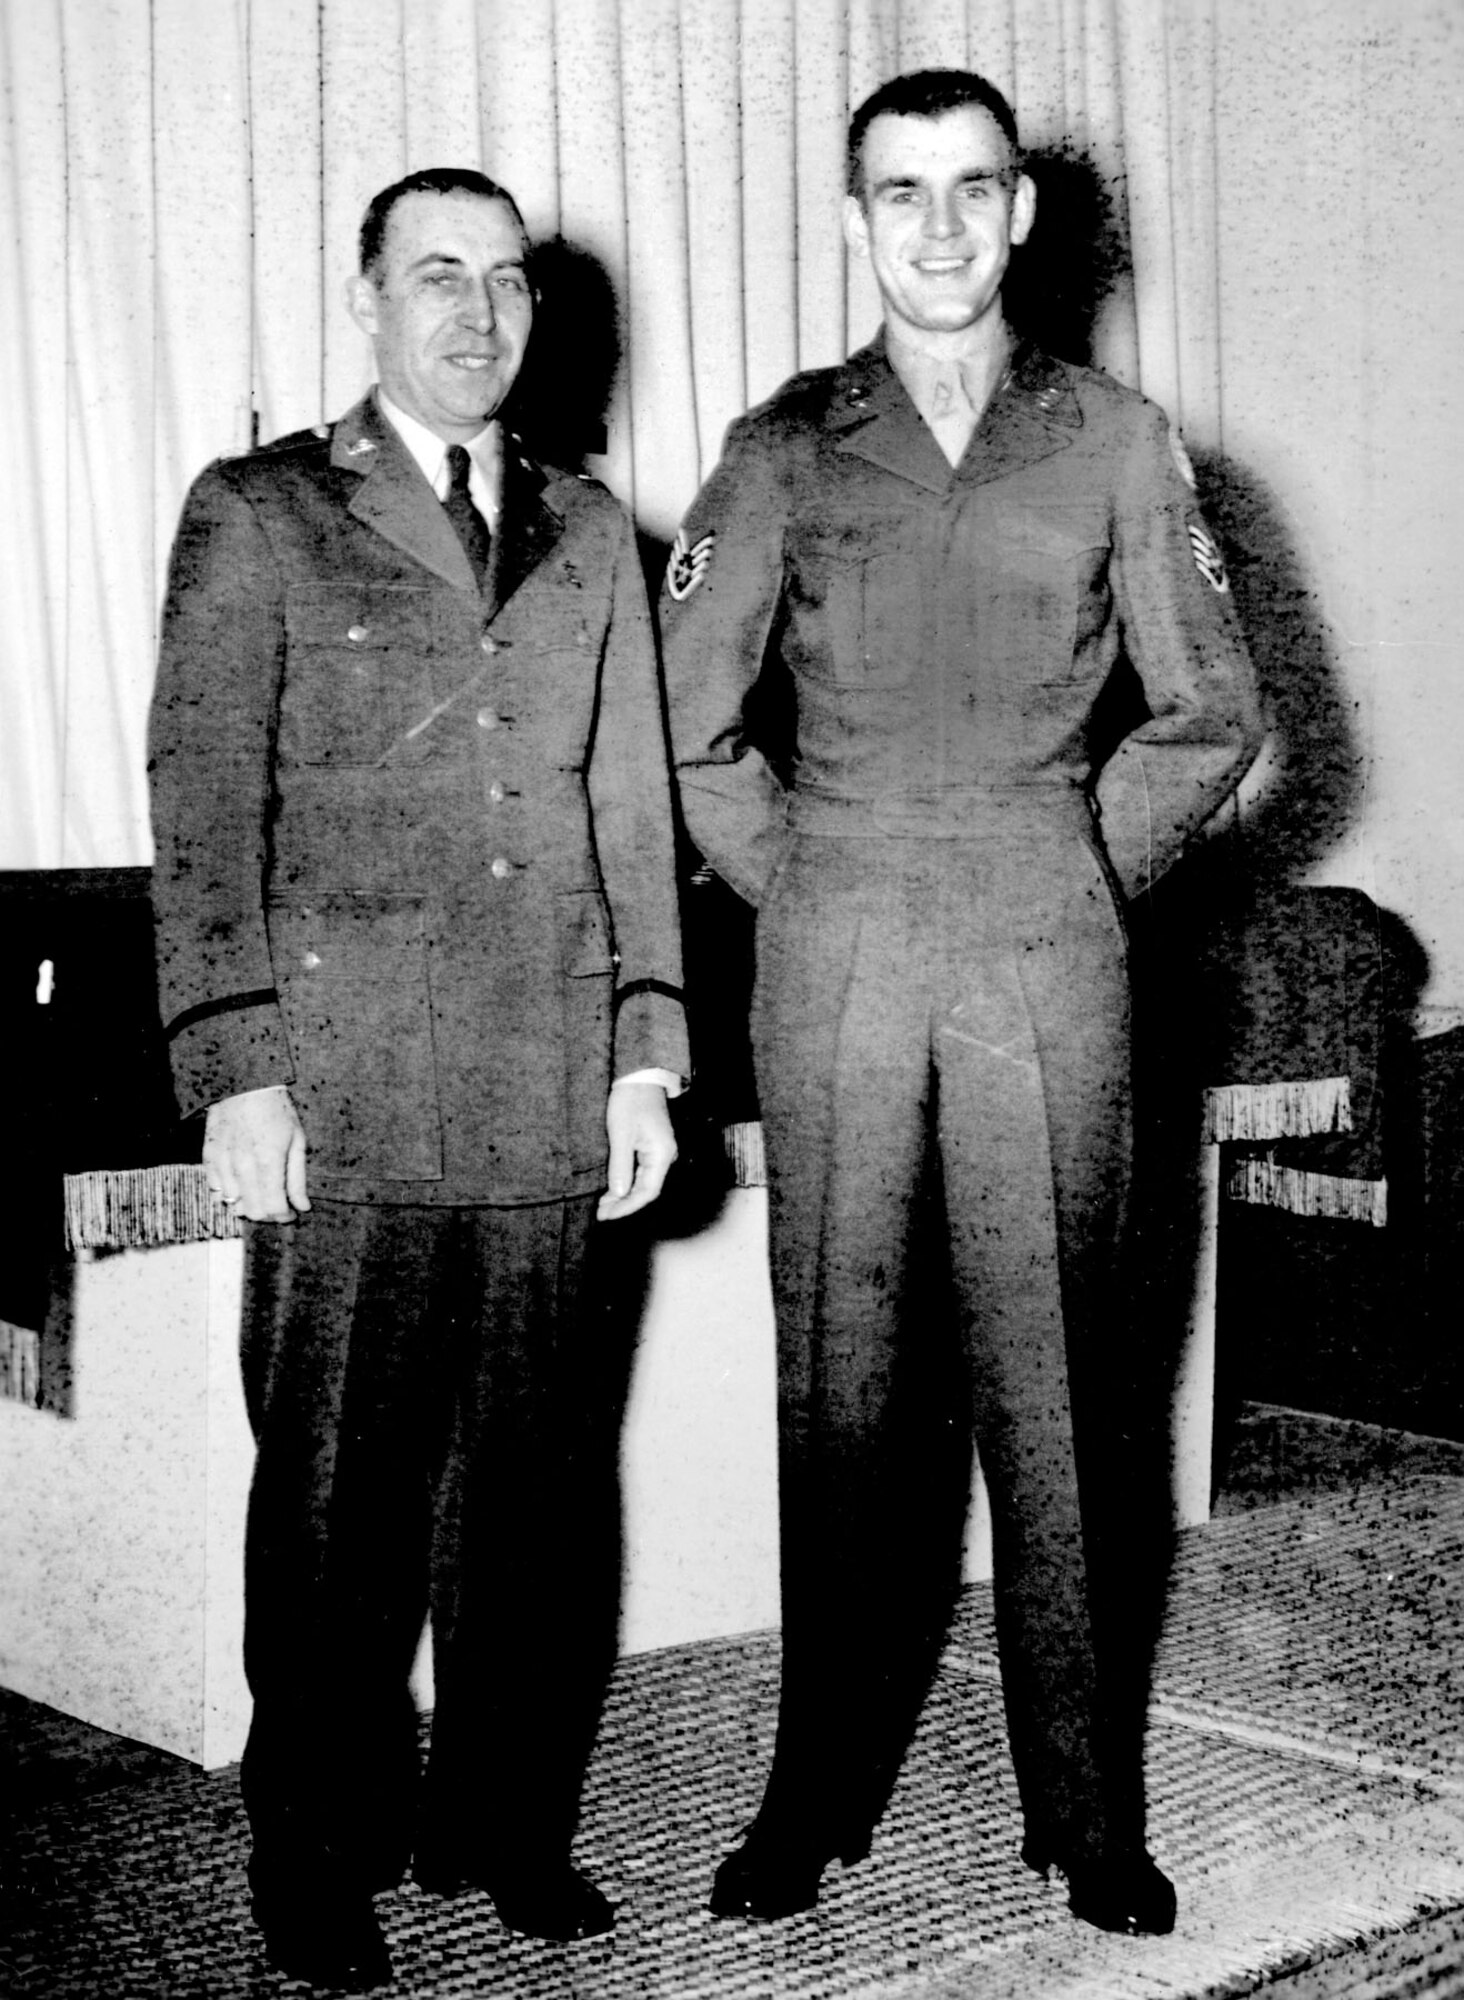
[{"x1": 0, "y1": 0, "x2": 1221, "y2": 869}]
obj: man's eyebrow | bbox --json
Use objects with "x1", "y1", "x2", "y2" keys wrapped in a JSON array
[
  {"x1": 403, "y1": 250, "x2": 527, "y2": 274},
  {"x1": 870, "y1": 166, "x2": 1006, "y2": 195}
]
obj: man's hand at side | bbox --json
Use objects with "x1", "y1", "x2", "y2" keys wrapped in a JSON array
[
  {"x1": 597, "y1": 1080, "x2": 677, "y2": 1222},
  {"x1": 204, "y1": 1085, "x2": 310, "y2": 1223}
]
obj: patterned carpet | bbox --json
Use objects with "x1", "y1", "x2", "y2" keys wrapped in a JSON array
[{"x1": 5, "y1": 1474, "x2": 1464, "y2": 1998}]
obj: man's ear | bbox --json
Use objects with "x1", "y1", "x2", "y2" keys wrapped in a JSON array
[
  {"x1": 843, "y1": 193, "x2": 871, "y2": 260},
  {"x1": 344, "y1": 273, "x2": 380, "y2": 338},
  {"x1": 1011, "y1": 172, "x2": 1037, "y2": 247}
]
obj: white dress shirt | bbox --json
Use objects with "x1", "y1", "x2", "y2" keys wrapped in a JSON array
[{"x1": 377, "y1": 388, "x2": 504, "y2": 527}]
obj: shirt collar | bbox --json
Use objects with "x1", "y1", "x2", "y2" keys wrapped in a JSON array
[
  {"x1": 828, "y1": 333, "x2": 1080, "y2": 434},
  {"x1": 883, "y1": 325, "x2": 1019, "y2": 449},
  {"x1": 374, "y1": 388, "x2": 503, "y2": 527}
]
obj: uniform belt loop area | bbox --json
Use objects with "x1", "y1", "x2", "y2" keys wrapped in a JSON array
[{"x1": 787, "y1": 784, "x2": 1091, "y2": 840}]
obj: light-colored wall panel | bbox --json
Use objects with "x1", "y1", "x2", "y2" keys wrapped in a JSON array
[{"x1": 1214, "y1": 0, "x2": 1464, "y2": 1007}]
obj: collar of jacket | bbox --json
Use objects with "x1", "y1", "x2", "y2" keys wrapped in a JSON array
[
  {"x1": 824, "y1": 332, "x2": 1083, "y2": 494},
  {"x1": 330, "y1": 393, "x2": 566, "y2": 617}
]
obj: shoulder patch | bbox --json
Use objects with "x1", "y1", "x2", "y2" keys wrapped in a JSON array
[
  {"x1": 1168, "y1": 425, "x2": 1198, "y2": 492},
  {"x1": 666, "y1": 526, "x2": 715, "y2": 601},
  {"x1": 1188, "y1": 520, "x2": 1230, "y2": 594}
]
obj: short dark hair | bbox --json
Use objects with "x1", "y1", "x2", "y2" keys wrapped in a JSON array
[
  {"x1": 847, "y1": 69, "x2": 1021, "y2": 197},
  {"x1": 358, "y1": 167, "x2": 528, "y2": 278}
]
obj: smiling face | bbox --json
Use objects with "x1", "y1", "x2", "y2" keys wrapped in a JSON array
[
  {"x1": 845, "y1": 105, "x2": 1035, "y2": 344},
  {"x1": 346, "y1": 189, "x2": 534, "y2": 441}
]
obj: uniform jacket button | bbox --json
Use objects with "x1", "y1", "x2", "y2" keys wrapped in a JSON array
[
  {"x1": 346, "y1": 624, "x2": 369, "y2": 642},
  {"x1": 301, "y1": 950, "x2": 322, "y2": 969},
  {"x1": 490, "y1": 856, "x2": 513, "y2": 879},
  {"x1": 480, "y1": 633, "x2": 498, "y2": 654},
  {"x1": 488, "y1": 781, "x2": 506, "y2": 803},
  {"x1": 476, "y1": 707, "x2": 500, "y2": 730}
]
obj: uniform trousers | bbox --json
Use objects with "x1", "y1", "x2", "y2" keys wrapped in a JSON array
[
  {"x1": 748, "y1": 809, "x2": 1154, "y2": 1865},
  {"x1": 237, "y1": 1194, "x2": 630, "y2": 1904}
]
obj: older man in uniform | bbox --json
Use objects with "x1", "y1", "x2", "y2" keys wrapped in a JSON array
[
  {"x1": 149, "y1": 167, "x2": 687, "y2": 1987},
  {"x1": 661, "y1": 71, "x2": 1263, "y2": 1935}
]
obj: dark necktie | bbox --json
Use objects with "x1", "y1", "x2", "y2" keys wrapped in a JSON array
[{"x1": 443, "y1": 443, "x2": 492, "y2": 586}]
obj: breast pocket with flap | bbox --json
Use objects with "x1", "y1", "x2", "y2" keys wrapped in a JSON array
[
  {"x1": 788, "y1": 529, "x2": 918, "y2": 691},
  {"x1": 985, "y1": 509, "x2": 1111, "y2": 685},
  {"x1": 281, "y1": 584, "x2": 441, "y2": 767}
]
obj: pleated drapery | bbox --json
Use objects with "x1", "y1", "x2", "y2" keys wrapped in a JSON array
[{"x1": 0, "y1": 0, "x2": 1221, "y2": 869}]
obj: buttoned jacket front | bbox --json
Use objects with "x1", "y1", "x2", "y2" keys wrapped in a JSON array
[
  {"x1": 149, "y1": 393, "x2": 687, "y2": 1204},
  {"x1": 662, "y1": 339, "x2": 1264, "y2": 907}
]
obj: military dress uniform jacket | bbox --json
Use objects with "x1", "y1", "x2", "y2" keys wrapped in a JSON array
[
  {"x1": 661, "y1": 338, "x2": 1264, "y2": 905},
  {"x1": 149, "y1": 393, "x2": 688, "y2": 1205}
]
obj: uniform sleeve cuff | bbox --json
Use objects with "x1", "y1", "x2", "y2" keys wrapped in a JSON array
[{"x1": 611, "y1": 1067, "x2": 685, "y2": 1099}]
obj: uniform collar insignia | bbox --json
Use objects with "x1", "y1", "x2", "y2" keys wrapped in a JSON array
[
  {"x1": 827, "y1": 342, "x2": 953, "y2": 493},
  {"x1": 1009, "y1": 343, "x2": 1082, "y2": 428},
  {"x1": 825, "y1": 340, "x2": 905, "y2": 432},
  {"x1": 502, "y1": 439, "x2": 549, "y2": 500},
  {"x1": 948, "y1": 346, "x2": 1082, "y2": 487},
  {"x1": 329, "y1": 394, "x2": 395, "y2": 474},
  {"x1": 335, "y1": 396, "x2": 478, "y2": 589}
]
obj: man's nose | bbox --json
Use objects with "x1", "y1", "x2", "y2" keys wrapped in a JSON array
[
  {"x1": 924, "y1": 193, "x2": 961, "y2": 239},
  {"x1": 458, "y1": 280, "x2": 496, "y2": 331}
]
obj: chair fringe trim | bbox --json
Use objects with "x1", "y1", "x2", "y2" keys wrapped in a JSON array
[
  {"x1": 1, "y1": 1318, "x2": 41, "y2": 1405},
  {"x1": 723, "y1": 1121, "x2": 767, "y2": 1188},
  {"x1": 63, "y1": 1164, "x2": 242, "y2": 1251},
  {"x1": 1225, "y1": 1156, "x2": 1388, "y2": 1227},
  {"x1": 1203, "y1": 1075, "x2": 1353, "y2": 1143}
]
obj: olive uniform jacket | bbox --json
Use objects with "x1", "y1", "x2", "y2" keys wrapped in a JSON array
[
  {"x1": 149, "y1": 393, "x2": 688, "y2": 1206},
  {"x1": 662, "y1": 338, "x2": 1263, "y2": 906}
]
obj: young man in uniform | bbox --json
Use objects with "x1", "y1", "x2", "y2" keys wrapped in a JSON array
[{"x1": 660, "y1": 71, "x2": 1263, "y2": 1937}]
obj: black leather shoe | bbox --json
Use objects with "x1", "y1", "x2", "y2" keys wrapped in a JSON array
[
  {"x1": 414, "y1": 1853, "x2": 615, "y2": 1942},
  {"x1": 1023, "y1": 1842, "x2": 1177, "y2": 1936},
  {"x1": 489, "y1": 1864, "x2": 615, "y2": 1942},
  {"x1": 709, "y1": 1824, "x2": 872, "y2": 1921},
  {"x1": 254, "y1": 1890, "x2": 393, "y2": 1989}
]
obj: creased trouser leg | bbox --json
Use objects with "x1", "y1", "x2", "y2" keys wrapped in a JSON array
[
  {"x1": 421, "y1": 1199, "x2": 628, "y2": 1872},
  {"x1": 749, "y1": 831, "x2": 1144, "y2": 1861},
  {"x1": 935, "y1": 883, "x2": 1130, "y2": 1861},
  {"x1": 238, "y1": 1194, "x2": 623, "y2": 1893}
]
